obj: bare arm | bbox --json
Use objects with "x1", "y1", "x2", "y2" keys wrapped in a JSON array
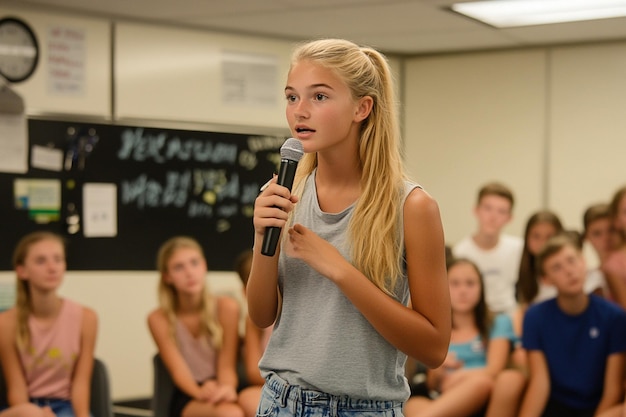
[
  {"x1": 484, "y1": 337, "x2": 511, "y2": 377},
  {"x1": 247, "y1": 178, "x2": 298, "y2": 328},
  {"x1": 0, "y1": 310, "x2": 30, "y2": 406},
  {"x1": 243, "y1": 318, "x2": 267, "y2": 386},
  {"x1": 214, "y1": 297, "x2": 240, "y2": 393},
  {"x1": 286, "y1": 188, "x2": 451, "y2": 367},
  {"x1": 70, "y1": 307, "x2": 97, "y2": 417},
  {"x1": 596, "y1": 353, "x2": 626, "y2": 415},
  {"x1": 518, "y1": 350, "x2": 550, "y2": 417},
  {"x1": 147, "y1": 309, "x2": 203, "y2": 399}
]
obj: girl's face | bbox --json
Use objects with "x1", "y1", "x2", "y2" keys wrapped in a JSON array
[
  {"x1": 164, "y1": 247, "x2": 207, "y2": 296},
  {"x1": 448, "y1": 262, "x2": 482, "y2": 314},
  {"x1": 527, "y1": 221, "x2": 559, "y2": 256},
  {"x1": 585, "y1": 217, "x2": 613, "y2": 258},
  {"x1": 284, "y1": 60, "x2": 371, "y2": 154},
  {"x1": 17, "y1": 239, "x2": 66, "y2": 292}
]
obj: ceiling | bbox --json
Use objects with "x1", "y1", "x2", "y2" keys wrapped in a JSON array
[{"x1": 7, "y1": 0, "x2": 626, "y2": 55}]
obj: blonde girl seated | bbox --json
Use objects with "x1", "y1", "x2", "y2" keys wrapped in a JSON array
[
  {"x1": 147, "y1": 236, "x2": 243, "y2": 417},
  {"x1": 0, "y1": 231, "x2": 98, "y2": 417}
]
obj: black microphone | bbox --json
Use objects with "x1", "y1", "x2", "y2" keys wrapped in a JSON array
[{"x1": 261, "y1": 138, "x2": 304, "y2": 256}]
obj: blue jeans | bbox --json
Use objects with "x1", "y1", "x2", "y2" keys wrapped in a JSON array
[
  {"x1": 257, "y1": 373, "x2": 404, "y2": 417},
  {"x1": 30, "y1": 398, "x2": 76, "y2": 417}
]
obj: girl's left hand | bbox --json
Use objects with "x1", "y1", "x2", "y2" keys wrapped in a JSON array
[{"x1": 286, "y1": 223, "x2": 348, "y2": 281}]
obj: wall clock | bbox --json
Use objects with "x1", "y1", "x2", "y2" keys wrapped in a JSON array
[{"x1": 0, "y1": 17, "x2": 39, "y2": 83}]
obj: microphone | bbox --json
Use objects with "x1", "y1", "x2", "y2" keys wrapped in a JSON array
[{"x1": 261, "y1": 138, "x2": 304, "y2": 256}]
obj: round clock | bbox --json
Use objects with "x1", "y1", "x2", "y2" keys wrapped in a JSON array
[{"x1": 0, "y1": 17, "x2": 39, "y2": 83}]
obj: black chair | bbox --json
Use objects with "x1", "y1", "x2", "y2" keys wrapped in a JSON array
[
  {"x1": 151, "y1": 354, "x2": 175, "y2": 417},
  {"x1": 0, "y1": 357, "x2": 113, "y2": 417}
]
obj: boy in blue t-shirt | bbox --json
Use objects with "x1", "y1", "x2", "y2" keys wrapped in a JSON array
[{"x1": 519, "y1": 234, "x2": 626, "y2": 417}]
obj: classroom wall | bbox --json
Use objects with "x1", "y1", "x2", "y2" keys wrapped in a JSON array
[
  {"x1": 2, "y1": 2, "x2": 626, "y2": 401},
  {"x1": 403, "y1": 43, "x2": 626, "y2": 246},
  {"x1": 3, "y1": 8, "x2": 110, "y2": 118}
]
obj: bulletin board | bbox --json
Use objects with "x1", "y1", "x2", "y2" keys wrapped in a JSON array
[{"x1": 0, "y1": 118, "x2": 285, "y2": 271}]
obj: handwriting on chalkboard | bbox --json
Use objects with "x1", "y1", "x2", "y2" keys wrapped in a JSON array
[
  {"x1": 117, "y1": 128, "x2": 239, "y2": 163},
  {"x1": 116, "y1": 128, "x2": 284, "y2": 228}
]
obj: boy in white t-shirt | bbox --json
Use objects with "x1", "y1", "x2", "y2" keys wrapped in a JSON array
[{"x1": 453, "y1": 182, "x2": 523, "y2": 315}]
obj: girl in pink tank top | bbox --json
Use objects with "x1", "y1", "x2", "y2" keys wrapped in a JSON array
[
  {"x1": 147, "y1": 236, "x2": 242, "y2": 417},
  {"x1": 0, "y1": 232, "x2": 98, "y2": 417}
]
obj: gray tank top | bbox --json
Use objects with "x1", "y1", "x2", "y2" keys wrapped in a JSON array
[{"x1": 259, "y1": 171, "x2": 419, "y2": 401}]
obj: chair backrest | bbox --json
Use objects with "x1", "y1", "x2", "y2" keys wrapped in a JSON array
[
  {"x1": 0, "y1": 361, "x2": 6, "y2": 408},
  {"x1": 152, "y1": 354, "x2": 175, "y2": 417},
  {"x1": 0, "y1": 358, "x2": 113, "y2": 417},
  {"x1": 91, "y1": 358, "x2": 114, "y2": 417}
]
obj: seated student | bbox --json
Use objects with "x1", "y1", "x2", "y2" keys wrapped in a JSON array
[
  {"x1": 453, "y1": 182, "x2": 523, "y2": 316},
  {"x1": 0, "y1": 231, "x2": 98, "y2": 417},
  {"x1": 404, "y1": 258, "x2": 524, "y2": 417},
  {"x1": 233, "y1": 250, "x2": 272, "y2": 417},
  {"x1": 582, "y1": 203, "x2": 612, "y2": 296},
  {"x1": 602, "y1": 186, "x2": 626, "y2": 309},
  {"x1": 147, "y1": 236, "x2": 243, "y2": 417},
  {"x1": 519, "y1": 234, "x2": 626, "y2": 417}
]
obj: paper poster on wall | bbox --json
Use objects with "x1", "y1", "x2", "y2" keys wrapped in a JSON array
[
  {"x1": 31, "y1": 145, "x2": 63, "y2": 171},
  {"x1": 83, "y1": 183, "x2": 117, "y2": 237},
  {"x1": 47, "y1": 26, "x2": 85, "y2": 95},
  {"x1": 221, "y1": 50, "x2": 278, "y2": 107},
  {"x1": 0, "y1": 114, "x2": 28, "y2": 174},
  {"x1": 13, "y1": 178, "x2": 61, "y2": 223}
]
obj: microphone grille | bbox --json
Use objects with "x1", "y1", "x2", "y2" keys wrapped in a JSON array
[{"x1": 280, "y1": 138, "x2": 304, "y2": 162}]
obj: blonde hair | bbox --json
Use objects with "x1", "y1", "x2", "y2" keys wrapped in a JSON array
[
  {"x1": 156, "y1": 236, "x2": 222, "y2": 348},
  {"x1": 290, "y1": 39, "x2": 406, "y2": 294},
  {"x1": 13, "y1": 231, "x2": 66, "y2": 349}
]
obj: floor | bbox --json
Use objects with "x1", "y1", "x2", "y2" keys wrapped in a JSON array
[{"x1": 113, "y1": 398, "x2": 152, "y2": 417}]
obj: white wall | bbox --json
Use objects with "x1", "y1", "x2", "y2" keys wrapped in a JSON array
[
  {"x1": 114, "y1": 22, "x2": 293, "y2": 129},
  {"x1": 403, "y1": 42, "x2": 626, "y2": 245},
  {"x1": 548, "y1": 42, "x2": 626, "y2": 230},
  {"x1": 4, "y1": 6, "x2": 110, "y2": 118},
  {"x1": 403, "y1": 49, "x2": 547, "y2": 244}
]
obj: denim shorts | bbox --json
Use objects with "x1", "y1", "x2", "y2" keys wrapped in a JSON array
[
  {"x1": 256, "y1": 373, "x2": 404, "y2": 417},
  {"x1": 30, "y1": 398, "x2": 79, "y2": 417}
]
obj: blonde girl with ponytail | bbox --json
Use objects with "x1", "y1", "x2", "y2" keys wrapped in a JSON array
[{"x1": 248, "y1": 38, "x2": 451, "y2": 417}]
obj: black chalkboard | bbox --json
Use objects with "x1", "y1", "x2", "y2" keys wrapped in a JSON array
[{"x1": 0, "y1": 118, "x2": 285, "y2": 271}]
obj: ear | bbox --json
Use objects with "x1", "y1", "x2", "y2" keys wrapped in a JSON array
[
  {"x1": 353, "y1": 96, "x2": 373, "y2": 123},
  {"x1": 15, "y1": 265, "x2": 28, "y2": 281}
]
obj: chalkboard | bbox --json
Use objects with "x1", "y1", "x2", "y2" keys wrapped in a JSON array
[{"x1": 0, "y1": 118, "x2": 285, "y2": 271}]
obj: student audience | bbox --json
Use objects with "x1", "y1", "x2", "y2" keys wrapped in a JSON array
[
  {"x1": 0, "y1": 232, "x2": 98, "y2": 417},
  {"x1": 147, "y1": 236, "x2": 243, "y2": 417},
  {"x1": 519, "y1": 234, "x2": 626, "y2": 417},
  {"x1": 453, "y1": 182, "x2": 523, "y2": 316},
  {"x1": 4, "y1": 185, "x2": 626, "y2": 417},
  {"x1": 582, "y1": 203, "x2": 613, "y2": 295},
  {"x1": 404, "y1": 258, "x2": 524, "y2": 417},
  {"x1": 516, "y1": 210, "x2": 564, "y2": 306}
]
